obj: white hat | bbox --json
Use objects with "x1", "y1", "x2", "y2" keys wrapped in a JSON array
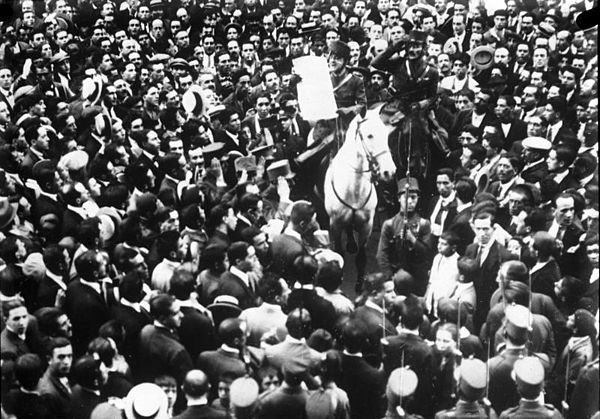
[
  {"x1": 123, "y1": 383, "x2": 169, "y2": 419},
  {"x1": 522, "y1": 136, "x2": 551, "y2": 151}
]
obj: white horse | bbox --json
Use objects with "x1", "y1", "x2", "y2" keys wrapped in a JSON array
[{"x1": 324, "y1": 105, "x2": 396, "y2": 289}]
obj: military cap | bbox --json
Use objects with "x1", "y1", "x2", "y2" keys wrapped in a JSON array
[
  {"x1": 505, "y1": 304, "x2": 532, "y2": 342},
  {"x1": 349, "y1": 66, "x2": 370, "y2": 79},
  {"x1": 266, "y1": 159, "x2": 296, "y2": 181},
  {"x1": 59, "y1": 150, "x2": 89, "y2": 171},
  {"x1": 522, "y1": 136, "x2": 552, "y2": 151},
  {"x1": 149, "y1": 0, "x2": 163, "y2": 8},
  {"x1": 328, "y1": 40, "x2": 351, "y2": 61},
  {"x1": 387, "y1": 367, "x2": 418, "y2": 397},
  {"x1": 408, "y1": 29, "x2": 428, "y2": 43},
  {"x1": 513, "y1": 356, "x2": 545, "y2": 398},
  {"x1": 370, "y1": 68, "x2": 388, "y2": 79},
  {"x1": 397, "y1": 177, "x2": 420, "y2": 194},
  {"x1": 230, "y1": 377, "x2": 260, "y2": 408},
  {"x1": 459, "y1": 358, "x2": 487, "y2": 400},
  {"x1": 169, "y1": 57, "x2": 190, "y2": 70},
  {"x1": 453, "y1": 0, "x2": 468, "y2": 6},
  {"x1": 224, "y1": 22, "x2": 243, "y2": 35},
  {"x1": 493, "y1": 9, "x2": 509, "y2": 17}
]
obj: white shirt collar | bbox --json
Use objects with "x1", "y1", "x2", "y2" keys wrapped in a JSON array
[
  {"x1": 342, "y1": 349, "x2": 363, "y2": 357},
  {"x1": 80, "y1": 278, "x2": 101, "y2": 294},
  {"x1": 230, "y1": 266, "x2": 249, "y2": 286},
  {"x1": 364, "y1": 299, "x2": 385, "y2": 314},
  {"x1": 187, "y1": 396, "x2": 209, "y2": 407},
  {"x1": 221, "y1": 343, "x2": 240, "y2": 354},
  {"x1": 120, "y1": 298, "x2": 141, "y2": 313},
  {"x1": 396, "y1": 326, "x2": 419, "y2": 336},
  {"x1": 39, "y1": 190, "x2": 58, "y2": 201},
  {"x1": 67, "y1": 204, "x2": 89, "y2": 219},
  {"x1": 46, "y1": 271, "x2": 67, "y2": 290},
  {"x1": 456, "y1": 202, "x2": 472, "y2": 213},
  {"x1": 552, "y1": 169, "x2": 569, "y2": 184},
  {"x1": 283, "y1": 226, "x2": 302, "y2": 241}
]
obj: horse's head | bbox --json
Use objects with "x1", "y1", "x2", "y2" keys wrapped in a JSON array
[{"x1": 354, "y1": 106, "x2": 396, "y2": 183}]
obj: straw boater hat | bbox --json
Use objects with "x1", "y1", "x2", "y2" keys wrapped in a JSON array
[{"x1": 470, "y1": 46, "x2": 495, "y2": 70}]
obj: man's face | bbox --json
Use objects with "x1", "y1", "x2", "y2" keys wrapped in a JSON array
[
  {"x1": 496, "y1": 157, "x2": 515, "y2": 183},
  {"x1": 436, "y1": 174, "x2": 453, "y2": 197},
  {"x1": 546, "y1": 148, "x2": 562, "y2": 173},
  {"x1": 437, "y1": 54, "x2": 451, "y2": 73},
  {"x1": 34, "y1": 126, "x2": 50, "y2": 151},
  {"x1": 226, "y1": 113, "x2": 241, "y2": 133},
  {"x1": 473, "y1": 217, "x2": 493, "y2": 244},
  {"x1": 49, "y1": 345, "x2": 73, "y2": 377},
  {"x1": 508, "y1": 190, "x2": 528, "y2": 216},
  {"x1": 437, "y1": 238, "x2": 455, "y2": 256},
  {"x1": 217, "y1": 53, "x2": 232, "y2": 75},
  {"x1": 452, "y1": 59, "x2": 467, "y2": 77},
  {"x1": 164, "y1": 301, "x2": 184, "y2": 329},
  {"x1": 199, "y1": 74, "x2": 216, "y2": 91},
  {"x1": 460, "y1": 147, "x2": 474, "y2": 169},
  {"x1": 555, "y1": 196, "x2": 575, "y2": 226},
  {"x1": 494, "y1": 15, "x2": 507, "y2": 29},
  {"x1": 542, "y1": 103, "x2": 558, "y2": 124},
  {"x1": 146, "y1": 130, "x2": 161, "y2": 153},
  {"x1": 0, "y1": 102, "x2": 11, "y2": 124},
  {"x1": 399, "y1": 191, "x2": 419, "y2": 213},
  {"x1": 175, "y1": 31, "x2": 189, "y2": 49},
  {"x1": 242, "y1": 43, "x2": 255, "y2": 62},
  {"x1": 474, "y1": 92, "x2": 491, "y2": 114},
  {"x1": 455, "y1": 95, "x2": 473, "y2": 112},
  {"x1": 453, "y1": 16, "x2": 465, "y2": 34},
  {"x1": 5, "y1": 306, "x2": 29, "y2": 335},
  {"x1": 587, "y1": 243, "x2": 599, "y2": 268},
  {"x1": 1, "y1": 70, "x2": 14, "y2": 91},
  {"x1": 494, "y1": 98, "x2": 513, "y2": 121},
  {"x1": 533, "y1": 48, "x2": 548, "y2": 68},
  {"x1": 256, "y1": 97, "x2": 270, "y2": 118},
  {"x1": 353, "y1": 1, "x2": 366, "y2": 16},
  {"x1": 494, "y1": 48, "x2": 509, "y2": 65},
  {"x1": 521, "y1": 16, "x2": 533, "y2": 33},
  {"x1": 422, "y1": 17, "x2": 436, "y2": 33},
  {"x1": 57, "y1": 314, "x2": 72, "y2": 338},
  {"x1": 264, "y1": 72, "x2": 280, "y2": 92},
  {"x1": 238, "y1": 246, "x2": 258, "y2": 272},
  {"x1": 521, "y1": 86, "x2": 538, "y2": 110},
  {"x1": 290, "y1": 37, "x2": 304, "y2": 57},
  {"x1": 560, "y1": 70, "x2": 577, "y2": 92}
]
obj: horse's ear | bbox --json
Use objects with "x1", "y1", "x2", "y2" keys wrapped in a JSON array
[{"x1": 359, "y1": 105, "x2": 367, "y2": 119}]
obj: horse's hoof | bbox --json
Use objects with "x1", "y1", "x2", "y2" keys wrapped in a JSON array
[{"x1": 346, "y1": 241, "x2": 358, "y2": 254}]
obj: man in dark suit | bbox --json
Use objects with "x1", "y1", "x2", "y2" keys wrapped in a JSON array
[
  {"x1": 197, "y1": 318, "x2": 264, "y2": 400},
  {"x1": 63, "y1": 250, "x2": 112, "y2": 357},
  {"x1": 174, "y1": 370, "x2": 227, "y2": 419},
  {"x1": 382, "y1": 295, "x2": 435, "y2": 418},
  {"x1": 60, "y1": 182, "x2": 90, "y2": 239},
  {"x1": 286, "y1": 255, "x2": 338, "y2": 333},
  {"x1": 465, "y1": 212, "x2": 515, "y2": 331},
  {"x1": 547, "y1": 193, "x2": 586, "y2": 278},
  {"x1": 544, "y1": 96, "x2": 578, "y2": 148},
  {"x1": 216, "y1": 242, "x2": 259, "y2": 310},
  {"x1": 5, "y1": 354, "x2": 56, "y2": 419},
  {"x1": 447, "y1": 178, "x2": 476, "y2": 255},
  {"x1": 35, "y1": 245, "x2": 69, "y2": 311},
  {"x1": 30, "y1": 163, "x2": 65, "y2": 243},
  {"x1": 269, "y1": 201, "x2": 313, "y2": 280},
  {"x1": 494, "y1": 95, "x2": 527, "y2": 150},
  {"x1": 138, "y1": 294, "x2": 194, "y2": 385},
  {"x1": 69, "y1": 355, "x2": 102, "y2": 419},
  {"x1": 1, "y1": 299, "x2": 31, "y2": 358},
  {"x1": 170, "y1": 270, "x2": 217, "y2": 361},
  {"x1": 157, "y1": 152, "x2": 187, "y2": 207},
  {"x1": 541, "y1": 146, "x2": 579, "y2": 200},
  {"x1": 428, "y1": 168, "x2": 458, "y2": 245},
  {"x1": 38, "y1": 337, "x2": 73, "y2": 419},
  {"x1": 339, "y1": 319, "x2": 386, "y2": 419},
  {"x1": 352, "y1": 273, "x2": 397, "y2": 367},
  {"x1": 21, "y1": 123, "x2": 50, "y2": 179},
  {"x1": 520, "y1": 137, "x2": 551, "y2": 184},
  {"x1": 110, "y1": 270, "x2": 152, "y2": 376},
  {"x1": 214, "y1": 107, "x2": 248, "y2": 155},
  {"x1": 450, "y1": 90, "x2": 498, "y2": 138}
]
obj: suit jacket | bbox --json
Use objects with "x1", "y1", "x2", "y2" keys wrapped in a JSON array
[
  {"x1": 450, "y1": 109, "x2": 498, "y2": 138},
  {"x1": 339, "y1": 354, "x2": 386, "y2": 419},
  {"x1": 173, "y1": 404, "x2": 227, "y2": 419},
  {"x1": 214, "y1": 129, "x2": 248, "y2": 155},
  {"x1": 109, "y1": 303, "x2": 152, "y2": 375},
  {"x1": 4, "y1": 389, "x2": 57, "y2": 419},
  {"x1": 428, "y1": 195, "x2": 459, "y2": 237},
  {"x1": 465, "y1": 241, "x2": 514, "y2": 330},
  {"x1": 179, "y1": 305, "x2": 217, "y2": 361},
  {"x1": 520, "y1": 160, "x2": 549, "y2": 184},
  {"x1": 0, "y1": 328, "x2": 29, "y2": 357},
  {"x1": 138, "y1": 324, "x2": 193, "y2": 384},
  {"x1": 530, "y1": 258, "x2": 561, "y2": 300},
  {"x1": 382, "y1": 332, "x2": 435, "y2": 418},
  {"x1": 197, "y1": 346, "x2": 264, "y2": 399},
  {"x1": 32, "y1": 194, "x2": 65, "y2": 241},
  {"x1": 216, "y1": 270, "x2": 257, "y2": 310},
  {"x1": 556, "y1": 223, "x2": 586, "y2": 279},
  {"x1": 352, "y1": 304, "x2": 396, "y2": 367},
  {"x1": 488, "y1": 347, "x2": 528, "y2": 414},
  {"x1": 447, "y1": 205, "x2": 475, "y2": 255},
  {"x1": 287, "y1": 288, "x2": 338, "y2": 333},
  {"x1": 499, "y1": 119, "x2": 528, "y2": 150},
  {"x1": 20, "y1": 149, "x2": 42, "y2": 179},
  {"x1": 64, "y1": 279, "x2": 111, "y2": 356},
  {"x1": 255, "y1": 385, "x2": 309, "y2": 419},
  {"x1": 61, "y1": 208, "x2": 85, "y2": 238},
  {"x1": 33, "y1": 274, "x2": 64, "y2": 311},
  {"x1": 38, "y1": 368, "x2": 72, "y2": 419},
  {"x1": 269, "y1": 233, "x2": 308, "y2": 280},
  {"x1": 70, "y1": 385, "x2": 100, "y2": 419},
  {"x1": 264, "y1": 337, "x2": 322, "y2": 373}
]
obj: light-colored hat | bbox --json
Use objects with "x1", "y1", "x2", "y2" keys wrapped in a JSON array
[
  {"x1": 522, "y1": 136, "x2": 552, "y2": 151},
  {"x1": 470, "y1": 46, "x2": 495, "y2": 70},
  {"x1": 123, "y1": 383, "x2": 169, "y2": 419}
]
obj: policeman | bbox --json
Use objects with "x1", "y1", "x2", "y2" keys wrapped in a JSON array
[
  {"x1": 386, "y1": 367, "x2": 424, "y2": 419},
  {"x1": 435, "y1": 358, "x2": 499, "y2": 418},
  {"x1": 499, "y1": 357, "x2": 563, "y2": 418},
  {"x1": 488, "y1": 304, "x2": 551, "y2": 415},
  {"x1": 376, "y1": 177, "x2": 432, "y2": 296}
]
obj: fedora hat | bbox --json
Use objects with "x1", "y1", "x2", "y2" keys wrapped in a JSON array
[{"x1": 470, "y1": 45, "x2": 495, "y2": 70}]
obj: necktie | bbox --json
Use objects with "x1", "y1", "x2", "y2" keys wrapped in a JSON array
[
  {"x1": 476, "y1": 245, "x2": 483, "y2": 266},
  {"x1": 547, "y1": 126, "x2": 553, "y2": 141}
]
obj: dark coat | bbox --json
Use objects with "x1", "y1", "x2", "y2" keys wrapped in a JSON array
[
  {"x1": 38, "y1": 368, "x2": 72, "y2": 419},
  {"x1": 179, "y1": 305, "x2": 217, "y2": 361},
  {"x1": 287, "y1": 288, "x2": 338, "y2": 333},
  {"x1": 382, "y1": 332, "x2": 435, "y2": 418},
  {"x1": 255, "y1": 385, "x2": 309, "y2": 419},
  {"x1": 339, "y1": 354, "x2": 386, "y2": 419},
  {"x1": 499, "y1": 119, "x2": 528, "y2": 150},
  {"x1": 520, "y1": 161, "x2": 549, "y2": 184},
  {"x1": 352, "y1": 304, "x2": 396, "y2": 366},
  {"x1": 138, "y1": 324, "x2": 194, "y2": 384},
  {"x1": 216, "y1": 270, "x2": 258, "y2": 310},
  {"x1": 33, "y1": 274, "x2": 64, "y2": 311},
  {"x1": 0, "y1": 328, "x2": 29, "y2": 358},
  {"x1": 498, "y1": 399, "x2": 563, "y2": 418},
  {"x1": 214, "y1": 129, "x2": 248, "y2": 155},
  {"x1": 109, "y1": 303, "x2": 152, "y2": 376},
  {"x1": 70, "y1": 385, "x2": 101, "y2": 419},
  {"x1": 269, "y1": 233, "x2": 308, "y2": 281},
  {"x1": 488, "y1": 347, "x2": 528, "y2": 414},
  {"x1": 530, "y1": 258, "x2": 561, "y2": 300},
  {"x1": 61, "y1": 208, "x2": 85, "y2": 238},
  {"x1": 4, "y1": 389, "x2": 57, "y2": 419},
  {"x1": 63, "y1": 279, "x2": 111, "y2": 356},
  {"x1": 173, "y1": 404, "x2": 228, "y2": 419},
  {"x1": 465, "y1": 241, "x2": 514, "y2": 330},
  {"x1": 555, "y1": 223, "x2": 586, "y2": 279}
]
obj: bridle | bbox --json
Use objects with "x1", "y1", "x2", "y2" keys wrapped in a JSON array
[{"x1": 330, "y1": 115, "x2": 391, "y2": 214}]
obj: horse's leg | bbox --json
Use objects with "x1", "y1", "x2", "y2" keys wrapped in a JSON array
[
  {"x1": 329, "y1": 215, "x2": 344, "y2": 256},
  {"x1": 345, "y1": 221, "x2": 358, "y2": 254},
  {"x1": 354, "y1": 214, "x2": 373, "y2": 294}
]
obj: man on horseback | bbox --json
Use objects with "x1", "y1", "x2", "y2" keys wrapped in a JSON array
[{"x1": 372, "y1": 29, "x2": 449, "y2": 190}]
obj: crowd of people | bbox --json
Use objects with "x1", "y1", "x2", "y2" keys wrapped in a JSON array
[{"x1": 0, "y1": 0, "x2": 598, "y2": 417}]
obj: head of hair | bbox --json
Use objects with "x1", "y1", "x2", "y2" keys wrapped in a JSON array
[
  {"x1": 257, "y1": 274, "x2": 283, "y2": 304},
  {"x1": 218, "y1": 317, "x2": 245, "y2": 346},
  {"x1": 15, "y1": 353, "x2": 43, "y2": 391},
  {"x1": 457, "y1": 256, "x2": 478, "y2": 283},
  {"x1": 227, "y1": 241, "x2": 250, "y2": 267},
  {"x1": 285, "y1": 308, "x2": 313, "y2": 339},
  {"x1": 317, "y1": 261, "x2": 343, "y2": 293},
  {"x1": 292, "y1": 255, "x2": 319, "y2": 285},
  {"x1": 169, "y1": 269, "x2": 195, "y2": 300},
  {"x1": 399, "y1": 294, "x2": 424, "y2": 330},
  {"x1": 74, "y1": 250, "x2": 102, "y2": 282},
  {"x1": 87, "y1": 337, "x2": 115, "y2": 368},
  {"x1": 454, "y1": 178, "x2": 477, "y2": 204},
  {"x1": 341, "y1": 319, "x2": 367, "y2": 353},
  {"x1": 182, "y1": 370, "x2": 210, "y2": 398},
  {"x1": 149, "y1": 293, "x2": 176, "y2": 320}
]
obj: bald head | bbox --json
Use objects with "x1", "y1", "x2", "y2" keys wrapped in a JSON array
[{"x1": 183, "y1": 369, "x2": 209, "y2": 398}]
